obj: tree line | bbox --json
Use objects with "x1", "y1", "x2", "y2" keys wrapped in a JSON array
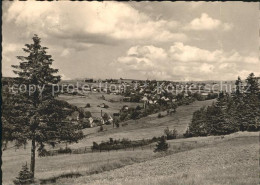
[{"x1": 185, "y1": 73, "x2": 260, "y2": 137}]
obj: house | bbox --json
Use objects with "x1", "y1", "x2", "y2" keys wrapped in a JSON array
[
  {"x1": 121, "y1": 105, "x2": 129, "y2": 111},
  {"x1": 81, "y1": 117, "x2": 95, "y2": 128},
  {"x1": 93, "y1": 117, "x2": 105, "y2": 126},
  {"x1": 66, "y1": 111, "x2": 80, "y2": 121},
  {"x1": 141, "y1": 96, "x2": 148, "y2": 102},
  {"x1": 184, "y1": 93, "x2": 189, "y2": 97},
  {"x1": 149, "y1": 100, "x2": 154, "y2": 104},
  {"x1": 161, "y1": 96, "x2": 169, "y2": 101},
  {"x1": 108, "y1": 115, "x2": 113, "y2": 124},
  {"x1": 87, "y1": 117, "x2": 98, "y2": 127},
  {"x1": 201, "y1": 92, "x2": 209, "y2": 96}
]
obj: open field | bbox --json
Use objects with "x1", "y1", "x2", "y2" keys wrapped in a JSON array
[
  {"x1": 3, "y1": 131, "x2": 258, "y2": 185},
  {"x1": 2, "y1": 147, "x2": 155, "y2": 184},
  {"x1": 58, "y1": 93, "x2": 142, "y2": 117},
  {"x1": 2, "y1": 99, "x2": 214, "y2": 184},
  {"x1": 4, "y1": 98, "x2": 256, "y2": 185},
  {"x1": 56, "y1": 132, "x2": 259, "y2": 185},
  {"x1": 68, "y1": 99, "x2": 214, "y2": 148}
]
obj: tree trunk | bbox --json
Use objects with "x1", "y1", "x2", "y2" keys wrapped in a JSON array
[{"x1": 30, "y1": 137, "x2": 36, "y2": 178}]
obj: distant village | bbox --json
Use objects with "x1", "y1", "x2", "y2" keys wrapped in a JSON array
[{"x1": 3, "y1": 76, "x2": 260, "y2": 130}]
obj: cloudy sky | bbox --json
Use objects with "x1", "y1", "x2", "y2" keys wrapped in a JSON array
[{"x1": 2, "y1": 1, "x2": 259, "y2": 81}]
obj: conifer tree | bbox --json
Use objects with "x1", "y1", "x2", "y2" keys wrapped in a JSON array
[
  {"x1": 245, "y1": 73, "x2": 259, "y2": 94},
  {"x1": 2, "y1": 35, "x2": 83, "y2": 178},
  {"x1": 13, "y1": 163, "x2": 34, "y2": 185},
  {"x1": 242, "y1": 73, "x2": 260, "y2": 131},
  {"x1": 154, "y1": 136, "x2": 169, "y2": 152},
  {"x1": 235, "y1": 76, "x2": 243, "y2": 96}
]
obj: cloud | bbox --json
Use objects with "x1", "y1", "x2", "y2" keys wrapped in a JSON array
[
  {"x1": 169, "y1": 42, "x2": 222, "y2": 62},
  {"x1": 5, "y1": 1, "x2": 187, "y2": 44},
  {"x1": 189, "y1": 2, "x2": 203, "y2": 9},
  {"x1": 2, "y1": 43, "x2": 24, "y2": 77},
  {"x1": 59, "y1": 73, "x2": 71, "y2": 81},
  {"x1": 184, "y1": 13, "x2": 233, "y2": 31},
  {"x1": 60, "y1": 49, "x2": 71, "y2": 57},
  {"x1": 2, "y1": 43, "x2": 20, "y2": 64},
  {"x1": 113, "y1": 43, "x2": 259, "y2": 81}
]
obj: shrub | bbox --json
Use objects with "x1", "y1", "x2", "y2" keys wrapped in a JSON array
[
  {"x1": 92, "y1": 137, "x2": 155, "y2": 151},
  {"x1": 13, "y1": 163, "x2": 34, "y2": 185},
  {"x1": 85, "y1": 111, "x2": 92, "y2": 118},
  {"x1": 136, "y1": 105, "x2": 142, "y2": 110},
  {"x1": 152, "y1": 136, "x2": 160, "y2": 142},
  {"x1": 119, "y1": 112, "x2": 128, "y2": 121},
  {"x1": 91, "y1": 142, "x2": 99, "y2": 150},
  {"x1": 99, "y1": 125, "x2": 104, "y2": 132},
  {"x1": 115, "y1": 119, "x2": 120, "y2": 128},
  {"x1": 154, "y1": 136, "x2": 169, "y2": 152},
  {"x1": 130, "y1": 110, "x2": 139, "y2": 120},
  {"x1": 85, "y1": 103, "x2": 91, "y2": 108},
  {"x1": 183, "y1": 128, "x2": 192, "y2": 138},
  {"x1": 122, "y1": 122, "x2": 128, "y2": 127},
  {"x1": 57, "y1": 147, "x2": 72, "y2": 154},
  {"x1": 38, "y1": 148, "x2": 51, "y2": 157},
  {"x1": 102, "y1": 113, "x2": 109, "y2": 121},
  {"x1": 164, "y1": 127, "x2": 178, "y2": 140},
  {"x1": 157, "y1": 113, "x2": 163, "y2": 118}
]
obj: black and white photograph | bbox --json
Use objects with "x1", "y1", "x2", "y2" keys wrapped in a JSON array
[{"x1": 1, "y1": 1, "x2": 260, "y2": 185}]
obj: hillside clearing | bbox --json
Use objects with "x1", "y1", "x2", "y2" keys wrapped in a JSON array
[
  {"x1": 59, "y1": 132, "x2": 259, "y2": 185},
  {"x1": 69, "y1": 99, "x2": 214, "y2": 148}
]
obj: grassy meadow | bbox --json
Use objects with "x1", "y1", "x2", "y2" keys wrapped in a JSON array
[
  {"x1": 57, "y1": 132, "x2": 259, "y2": 185},
  {"x1": 68, "y1": 99, "x2": 214, "y2": 149},
  {"x1": 2, "y1": 96, "x2": 258, "y2": 185},
  {"x1": 57, "y1": 93, "x2": 142, "y2": 117},
  {"x1": 3, "y1": 131, "x2": 258, "y2": 185}
]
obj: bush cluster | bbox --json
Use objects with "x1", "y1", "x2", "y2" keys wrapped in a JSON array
[
  {"x1": 164, "y1": 127, "x2": 178, "y2": 140},
  {"x1": 91, "y1": 137, "x2": 160, "y2": 151}
]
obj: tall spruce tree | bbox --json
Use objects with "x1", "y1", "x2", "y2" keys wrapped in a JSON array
[
  {"x1": 235, "y1": 76, "x2": 243, "y2": 96},
  {"x1": 2, "y1": 35, "x2": 83, "y2": 178},
  {"x1": 245, "y1": 73, "x2": 259, "y2": 94},
  {"x1": 242, "y1": 73, "x2": 260, "y2": 131}
]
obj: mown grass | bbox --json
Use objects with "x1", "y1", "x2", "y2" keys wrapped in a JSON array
[
  {"x1": 2, "y1": 132, "x2": 258, "y2": 185},
  {"x1": 57, "y1": 132, "x2": 258, "y2": 185},
  {"x1": 2, "y1": 148, "x2": 155, "y2": 185}
]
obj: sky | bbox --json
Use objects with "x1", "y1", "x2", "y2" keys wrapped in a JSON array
[{"x1": 2, "y1": 1, "x2": 260, "y2": 81}]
